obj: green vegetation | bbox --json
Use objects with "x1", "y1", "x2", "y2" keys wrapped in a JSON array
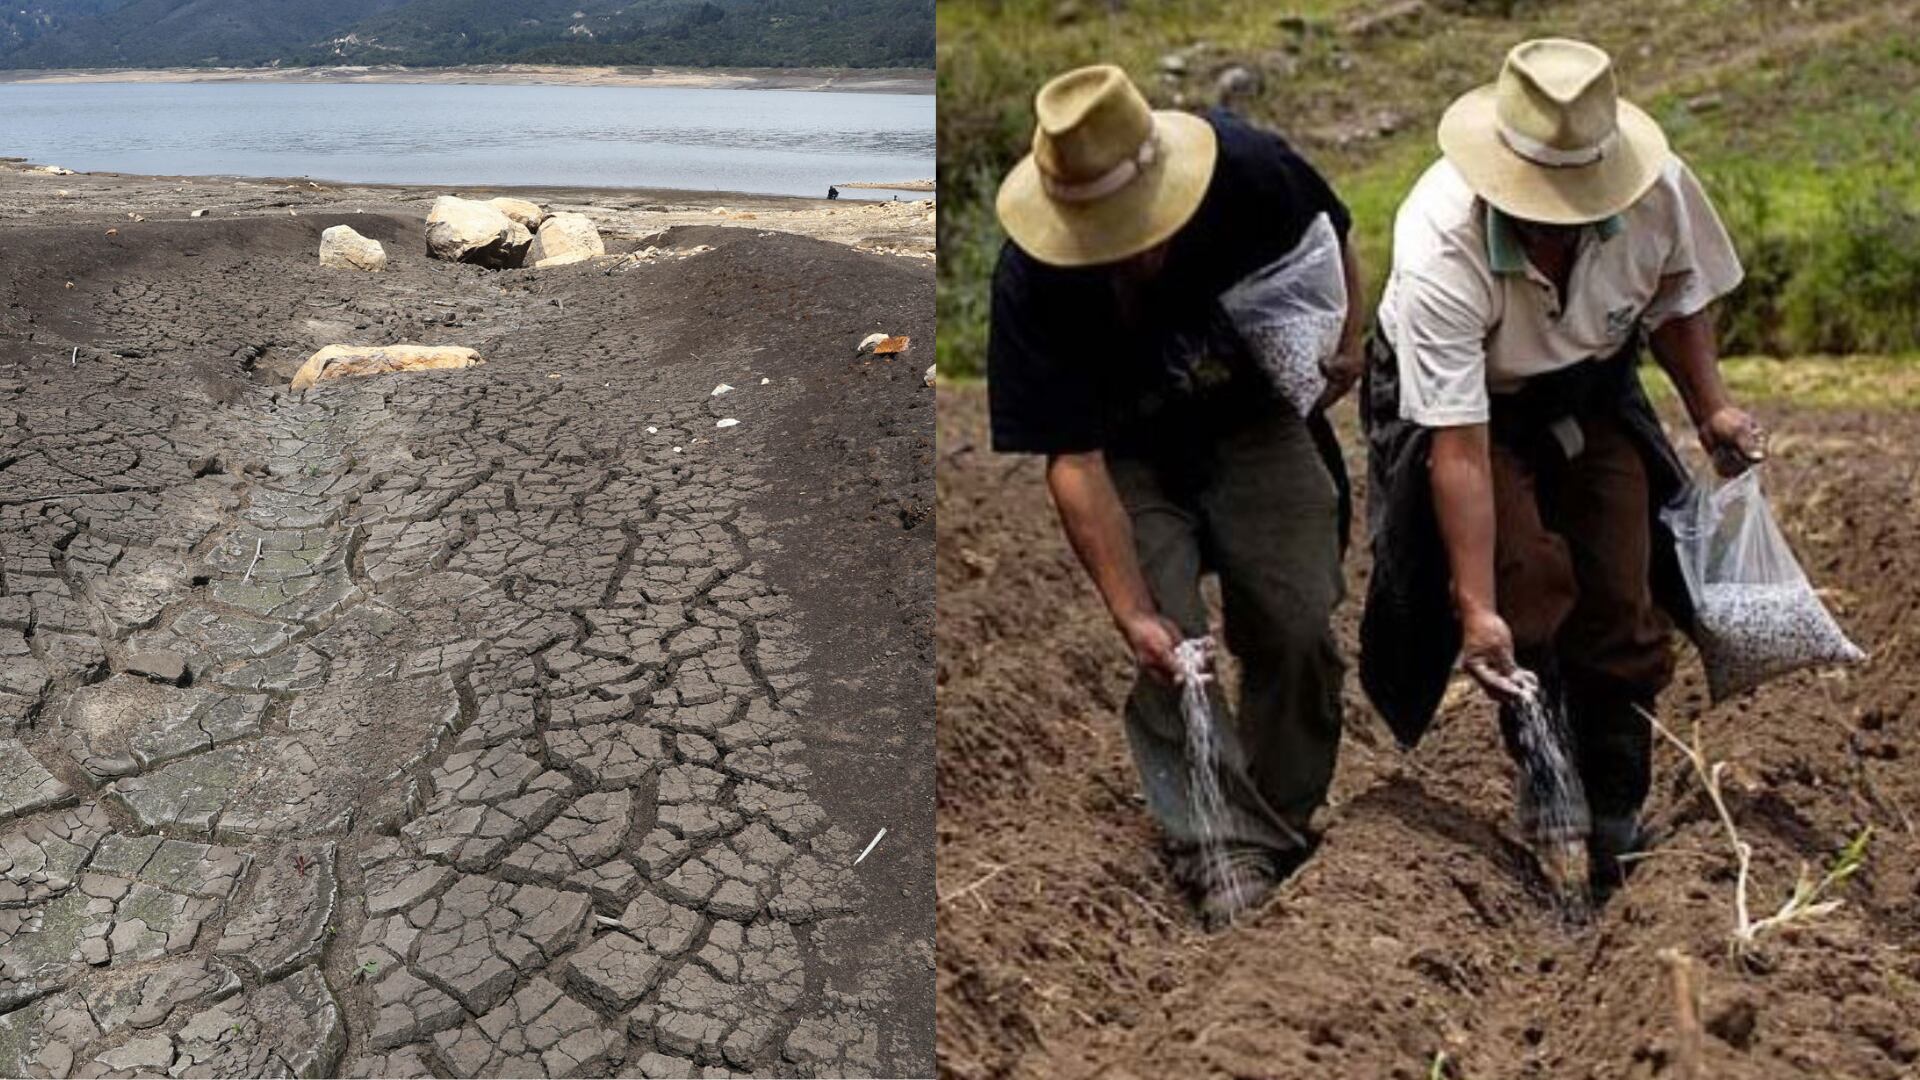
[
  {"x1": 937, "y1": 0, "x2": 1920, "y2": 380},
  {"x1": 1647, "y1": 354, "x2": 1920, "y2": 411},
  {"x1": 0, "y1": 0, "x2": 932, "y2": 70}
]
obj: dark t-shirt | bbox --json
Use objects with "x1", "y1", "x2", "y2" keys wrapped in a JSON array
[{"x1": 987, "y1": 110, "x2": 1351, "y2": 458}]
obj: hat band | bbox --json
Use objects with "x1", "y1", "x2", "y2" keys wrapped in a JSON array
[
  {"x1": 1041, "y1": 127, "x2": 1161, "y2": 203},
  {"x1": 1497, "y1": 122, "x2": 1617, "y2": 168}
]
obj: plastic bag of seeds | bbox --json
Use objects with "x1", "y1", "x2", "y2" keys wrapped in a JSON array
[
  {"x1": 1665, "y1": 469, "x2": 1865, "y2": 702},
  {"x1": 1219, "y1": 212, "x2": 1347, "y2": 417}
]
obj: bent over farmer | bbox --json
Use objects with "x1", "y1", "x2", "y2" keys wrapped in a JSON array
[
  {"x1": 1361, "y1": 39, "x2": 1763, "y2": 910},
  {"x1": 987, "y1": 65, "x2": 1364, "y2": 927}
]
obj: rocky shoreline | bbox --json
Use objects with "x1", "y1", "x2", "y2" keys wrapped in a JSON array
[{"x1": 0, "y1": 159, "x2": 937, "y2": 259}]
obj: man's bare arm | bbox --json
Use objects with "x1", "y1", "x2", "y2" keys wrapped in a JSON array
[
  {"x1": 1649, "y1": 305, "x2": 1765, "y2": 476},
  {"x1": 1046, "y1": 452, "x2": 1182, "y2": 682},
  {"x1": 1315, "y1": 242, "x2": 1367, "y2": 411},
  {"x1": 1428, "y1": 424, "x2": 1526, "y2": 699},
  {"x1": 1338, "y1": 240, "x2": 1366, "y2": 360}
]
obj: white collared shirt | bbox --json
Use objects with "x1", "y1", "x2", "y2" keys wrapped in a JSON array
[{"x1": 1378, "y1": 156, "x2": 1743, "y2": 427}]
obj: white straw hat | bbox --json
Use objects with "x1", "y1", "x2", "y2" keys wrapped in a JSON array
[
  {"x1": 996, "y1": 64, "x2": 1219, "y2": 267},
  {"x1": 1438, "y1": 39, "x2": 1670, "y2": 224}
]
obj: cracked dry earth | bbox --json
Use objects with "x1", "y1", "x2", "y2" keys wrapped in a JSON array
[{"x1": 0, "y1": 208, "x2": 933, "y2": 1077}]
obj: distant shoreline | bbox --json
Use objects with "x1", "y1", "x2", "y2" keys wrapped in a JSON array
[
  {"x1": 839, "y1": 180, "x2": 935, "y2": 192},
  {"x1": 0, "y1": 157, "x2": 934, "y2": 206},
  {"x1": 0, "y1": 63, "x2": 934, "y2": 94}
]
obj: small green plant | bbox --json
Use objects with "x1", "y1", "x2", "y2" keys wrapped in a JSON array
[
  {"x1": 1643, "y1": 708, "x2": 1871, "y2": 956},
  {"x1": 1429, "y1": 1050, "x2": 1448, "y2": 1080},
  {"x1": 356, "y1": 959, "x2": 381, "y2": 982}
]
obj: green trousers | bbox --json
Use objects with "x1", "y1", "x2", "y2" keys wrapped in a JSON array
[{"x1": 1107, "y1": 412, "x2": 1346, "y2": 883}]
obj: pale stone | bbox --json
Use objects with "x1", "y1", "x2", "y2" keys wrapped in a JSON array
[
  {"x1": 486, "y1": 197, "x2": 547, "y2": 231},
  {"x1": 528, "y1": 212, "x2": 605, "y2": 268},
  {"x1": 318, "y1": 225, "x2": 387, "y2": 272},
  {"x1": 424, "y1": 196, "x2": 531, "y2": 268},
  {"x1": 291, "y1": 344, "x2": 483, "y2": 392}
]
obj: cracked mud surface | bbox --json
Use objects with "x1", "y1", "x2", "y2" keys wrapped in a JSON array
[{"x1": 0, "y1": 195, "x2": 932, "y2": 1077}]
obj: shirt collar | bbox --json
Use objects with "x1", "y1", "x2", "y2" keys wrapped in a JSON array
[{"x1": 1484, "y1": 203, "x2": 1624, "y2": 275}]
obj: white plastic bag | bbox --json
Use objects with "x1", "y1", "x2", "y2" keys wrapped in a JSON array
[
  {"x1": 1665, "y1": 469, "x2": 1865, "y2": 703},
  {"x1": 1218, "y1": 211, "x2": 1348, "y2": 417}
]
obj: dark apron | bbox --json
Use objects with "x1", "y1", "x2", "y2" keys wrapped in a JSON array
[{"x1": 1357, "y1": 328, "x2": 1696, "y2": 748}]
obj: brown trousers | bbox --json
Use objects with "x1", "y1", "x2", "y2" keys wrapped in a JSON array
[
  {"x1": 1491, "y1": 412, "x2": 1674, "y2": 835},
  {"x1": 1109, "y1": 411, "x2": 1345, "y2": 883}
]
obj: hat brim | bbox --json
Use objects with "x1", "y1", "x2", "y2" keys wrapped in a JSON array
[
  {"x1": 1438, "y1": 84, "x2": 1670, "y2": 225},
  {"x1": 996, "y1": 110, "x2": 1218, "y2": 268}
]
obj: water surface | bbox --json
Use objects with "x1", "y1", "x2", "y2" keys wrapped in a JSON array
[{"x1": 0, "y1": 82, "x2": 933, "y2": 198}]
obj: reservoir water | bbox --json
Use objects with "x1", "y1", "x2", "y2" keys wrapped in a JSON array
[{"x1": 0, "y1": 81, "x2": 933, "y2": 199}]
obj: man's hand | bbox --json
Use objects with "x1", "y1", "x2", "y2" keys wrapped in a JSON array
[
  {"x1": 1046, "y1": 453, "x2": 1183, "y2": 685},
  {"x1": 1700, "y1": 405, "x2": 1767, "y2": 478},
  {"x1": 1650, "y1": 309, "x2": 1762, "y2": 478},
  {"x1": 1117, "y1": 608, "x2": 1184, "y2": 684},
  {"x1": 1460, "y1": 607, "x2": 1531, "y2": 702},
  {"x1": 1315, "y1": 347, "x2": 1364, "y2": 413}
]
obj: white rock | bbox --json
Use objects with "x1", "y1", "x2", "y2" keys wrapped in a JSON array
[
  {"x1": 425, "y1": 196, "x2": 531, "y2": 268},
  {"x1": 711, "y1": 383, "x2": 733, "y2": 397},
  {"x1": 715, "y1": 418, "x2": 739, "y2": 429},
  {"x1": 191, "y1": 208, "x2": 210, "y2": 218},
  {"x1": 486, "y1": 197, "x2": 547, "y2": 231},
  {"x1": 856, "y1": 332, "x2": 889, "y2": 355},
  {"x1": 646, "y1": 426, "x2": 658, "y2": 434},
  {"x1": 318, "y1": 225, "x2": 387, "y2": 272},
  {"x1": 291, "y1": 344, "x2": 482, "y2": 391},
  {"x1": 925, "y1": 364, "x2": 937, "y2": 387},
  {"x1": 527, "y1": 212, "x2": 605, "y2": 267},
  {"x1": 760, "y1": 377, "x2": 770, "y2": 385}
]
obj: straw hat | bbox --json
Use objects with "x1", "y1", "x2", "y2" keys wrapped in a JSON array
[
  {"x1": 996, "y1": 65, "x2": 1218, "y2": 267},
  {"x1": 1438, "y1": 39, "x2": 1670, "y2": 225}
]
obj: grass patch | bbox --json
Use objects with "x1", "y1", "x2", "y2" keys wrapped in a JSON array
[
  {"x1": 938, "y1": 0, "x2": 1920, "y2": 378},
  {"x1": 1643, "y1": 354, "x2": 1920, "y2": 410}
]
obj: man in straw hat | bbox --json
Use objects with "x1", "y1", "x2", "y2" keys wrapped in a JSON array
[
  {"x1": 1360, "y1": 39, "x2": 1763, "y2": 910},
  {"x1": 987, "y1": 64, "x2": 1364, "y2": 927}
]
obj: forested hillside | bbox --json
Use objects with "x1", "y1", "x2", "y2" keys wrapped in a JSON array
[{"x1": 0, "y1": 0, "x2": 933, "y2": 69}]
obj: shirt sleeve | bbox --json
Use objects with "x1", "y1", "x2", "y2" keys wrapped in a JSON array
[
  {"x1": 1275, "y1": 141, "x2": 1353, "y2": 242},
  {"x1": 1391, "y1": 255, "x2": 1498, "y2": 428},
  {"x1": 986, "y1": 247, "x2": 1106, "y2": 455},
  {"x1": 1212, "y1": 111, "x2": 1353, "y2": 242},
  {"x1": 1640, "y1": 159, "x2": 1745, "y2": 330}
]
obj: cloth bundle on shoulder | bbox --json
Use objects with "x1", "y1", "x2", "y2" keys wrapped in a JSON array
[
  {"x1": 1665, "y1": 469, "x2": 1865, "y2": 702},
  {"x1": 1218, "y1": 212, "x2": 1347, "y2": 417}
]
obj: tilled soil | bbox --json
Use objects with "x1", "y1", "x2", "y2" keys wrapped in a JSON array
[
  {"x1": 0, "y1": 187, "x2": 932, "y2": 1076},
  {"x1": 936, "y1": 385, "x2": 1919, "y2": 1080}
]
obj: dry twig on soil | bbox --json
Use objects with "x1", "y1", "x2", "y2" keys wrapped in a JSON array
[
  {"x1": 241, "y1": 537, "x2": 264, "y2": 585},
  {"x1": 1659, "y1": 948, "x2": 1703, "y2": 1080},
  {"x1": 1641, "y1": 707, "x2": 1871, "y2": 956},
  {"x1": 939, "y1": 862, "x2": 1008, "y2": 912}
]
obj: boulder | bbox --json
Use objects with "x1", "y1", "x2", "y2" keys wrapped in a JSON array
[
  {"x1": 318, "y1": 225, "x2": 387, "y2": 272},
  {"x1": 527, "y1": 213, "x2": 605, "y2": 267},
  {"x1": 424, "y1": 196, "x2": 530, "y2": 269},
  {"x1": 290, "y1": 345, "x2": 483, "y2": 392},
  {"x1": 486, "y1": 197, "x2": 547, "y2": 232}
]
